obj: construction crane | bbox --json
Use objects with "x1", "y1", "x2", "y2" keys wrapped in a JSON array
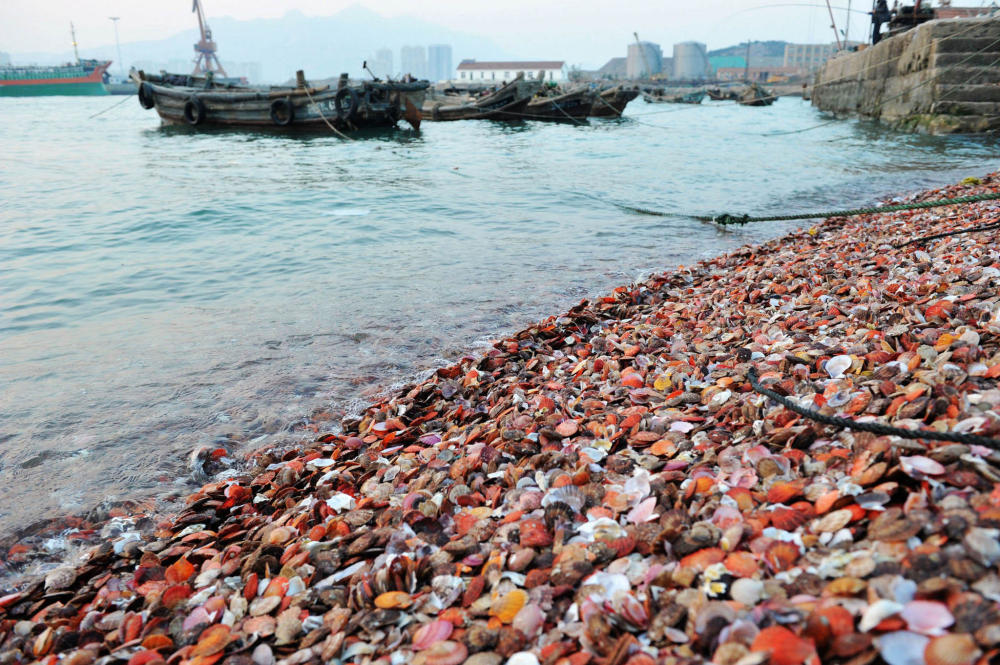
[
  {"x1": 192, "y1": 0, "x2": 227, "y2": 77},
  {"x1": 633, "y1": 32, "x2": 655, "y2": 80}
]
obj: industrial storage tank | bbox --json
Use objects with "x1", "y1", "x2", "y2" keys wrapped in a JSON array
[{"x1": 672, "y1": 41, "x2": 709, "y2": 80}]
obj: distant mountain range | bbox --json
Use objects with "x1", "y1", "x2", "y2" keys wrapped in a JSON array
[{"x1": 8, "y1": 5, "x2": 513, "y2": 83}]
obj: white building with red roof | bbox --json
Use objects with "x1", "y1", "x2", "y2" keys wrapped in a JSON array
[{"x1": 455, "y1": 60, "x2": 567, "y2": 83}]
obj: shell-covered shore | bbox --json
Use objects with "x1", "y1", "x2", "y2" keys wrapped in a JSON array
[{"x1": 3, "y1": 174, "x2": 1000, "y2": 665}]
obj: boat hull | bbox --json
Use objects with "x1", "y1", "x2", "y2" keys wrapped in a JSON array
[
  {"x1": 589, "y1": 88, "x2": 639, "y2": 117},
  {"x1": 525, "y1": 89, "x2": 593, "y2": 121},
  {"x1": 140, "y1": 75, "x2": 428, "y2": 131},
  {"x1": 0, "y1": 81, "x2": 109, "y2": 96}
]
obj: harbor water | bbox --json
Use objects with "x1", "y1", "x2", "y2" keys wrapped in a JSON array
[{"x1": 1, "y1": 95, "x2": 997, "y2": 558}]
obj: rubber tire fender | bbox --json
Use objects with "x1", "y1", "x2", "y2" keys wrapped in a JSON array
[
  {"x1": 137, "y1": 82, "x2": 155, "y2": 110},
  {"x1": 183, "y1": 95, "x2": 206, "y2": 125},
  {"x1": 269, "y1": 97, "x2": 295, "y2": 126},
  {"x1": 334, "y1": 87, "x2": 359, "y2": 121}
]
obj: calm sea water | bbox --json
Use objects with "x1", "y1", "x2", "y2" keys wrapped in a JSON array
[{"x1": 1, "y1": 95, "x2": 998, "y2": 546}]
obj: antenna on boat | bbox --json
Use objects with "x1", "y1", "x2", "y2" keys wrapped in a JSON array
[
  {"x1": 826, "y1": 0, "x2": 844, "y2": 49},
  {"x1": 363, "y1": 60, "x2": 381, "y2": 81},
  {"x1": 109, "y1": 17, "x2": 124, "y2": 78},
  {"x1": 70, "y1": 22, "x2": 81, "y2": 64}
]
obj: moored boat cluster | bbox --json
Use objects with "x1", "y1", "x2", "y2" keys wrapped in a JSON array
[{"x1": 3, "y1": 176, "x2": 1000, "y2": 665}]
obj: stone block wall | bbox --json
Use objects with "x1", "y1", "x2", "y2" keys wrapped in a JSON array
[{"x1": 811, "y1": 17, "x2": 1000, "y2": 133}]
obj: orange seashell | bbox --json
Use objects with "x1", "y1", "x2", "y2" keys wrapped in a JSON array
[
  {"x1": 489, "y1": 589, "x2": 528, "y2": 624},
  {"x1": 723, "y1": 551, "x2": 759, "y2": 578},
  {"x1": 823, "y1": 577, "x2": 866, "y2": 596},
  {"x1": 32, "y1": 627, "x2": 54, "y2": 658},
  {"x1": 804, "y1": 605, "x2": 854, "y2": 647},
  {"x1": 649, "y1": 439, "x2": 676, "y2": 456},
  {"x1": 924, "y1": 633, "x2": 981, "y2": 665},
  {"x1": 679, "y1": 547, "x2": 725, "y2": 572},
  {"x1": 438, "y1": 607, "x2": 466, "y2": 627},
  {"x1": 141, "y1": 635, "x2": 174, "y2": 651},
  {"x1": 621, "y1": 374, "x2": 644, "y2": 389},
  {"x1": 462, "y1": 575, "x2": 486, "y2": 608},
  {"x1": 767, "y1": 479, "x2": 806, "y2": 504},
  {"x1": 751, "y1": 626, "x2": 819, "y2": 665},
  {"x1": 127, "y1": 652, "x2": 164, "y2": 665},
  {"x1": 190, "y1": 624, "x2": 231, "y2": 658},
  {"x1": 763, "y1": 541, "x2": 800, "y2": 572},
  {"x1": 770, "y1": 506, "x2": 809, "y2": 531},
  {"x1": 556, "y1": 420, "x2": 579, "y2": 437},
  {"x1": 263, "y1": 576, "x2": 288, "y2": 598},
  {"x1": 121, "y1": 612, "x2": 144, "y2": 642},
  {"x1": 308, "y1": 524, "x2": 326, "y2": 541},
  {"x1": 375, "y1": 591, "x2": 413, "y2": 609},
  {"x1": 519, "y1": 518, "x2": 553, "y2": 548},
  {"x1": 161, "y1": 585, "x2": 192, "y2": 609},
  {"x1": 165, "y1": 557, "x2": 195, "y2": 584},
  {"x1": 243, "y1": 573, "x2": 258, "y2": 601}
]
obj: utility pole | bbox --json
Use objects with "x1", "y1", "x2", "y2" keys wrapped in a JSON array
[
  {"x1": 845, "y1": 0, "x2": 852, "y2": 44},
  {"x1": 109, "y1": 17, "x2": 124, "y2": 78}
]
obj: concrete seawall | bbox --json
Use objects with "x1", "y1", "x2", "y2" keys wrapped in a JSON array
[{"x1": 812, "y1": 16, "x2": 1000, "y2": 133}]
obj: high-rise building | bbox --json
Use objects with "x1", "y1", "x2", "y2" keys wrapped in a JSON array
[
  {"x1": 626, "y1": 41, "x2": 662, "y2": 79},
  {"x1": 369, "y1": 48, "x2": 393, "y2": 79},
  {"x1": 400, "y1": 45, "x2": 427, "y2": 80},
  {"x1": 427, "y1": 44, "x2": 453, "y2": 82}
]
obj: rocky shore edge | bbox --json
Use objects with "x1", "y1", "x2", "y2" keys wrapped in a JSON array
[{"x1": 3, "y1": 174, "x2": 1000, "y2": 665}]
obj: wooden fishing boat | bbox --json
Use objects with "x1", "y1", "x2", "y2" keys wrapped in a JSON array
[
  {"x1": 134, "y1": 70, "x2": 429, "y2": 131},
  {"x1": 589, "y1": 86, "x2": 640, "y2": 117},
  {"x1": 422, "y1": 73, "x2": 537, "y2": 122},
  {"x1": 706, "y1": 87, "x2": 738, "y2": 101},
  {"x1": 642, "y1": 89, "x2": 705, "y2": 104},
  {"x1": 737, "y1": 83, "x2": 777, "y2": 106},
  {"x1": 524, "y1": 87, "x2": 594, "y2": 121}
]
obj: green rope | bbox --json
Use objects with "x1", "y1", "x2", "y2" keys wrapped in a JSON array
[{"x1": 619, "y1": 190, "x2": 1000, "y2": 226}]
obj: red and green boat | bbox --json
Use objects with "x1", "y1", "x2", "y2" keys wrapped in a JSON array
[{"x1": 0, "y1": 59, "x2": 111, "y2": 97}]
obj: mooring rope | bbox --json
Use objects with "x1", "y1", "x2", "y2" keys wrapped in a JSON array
[
  {"x1": 607, "y1": 190, "x2": 1000, "y2": 226},
  {"x1": 748, "y1": 367, "x2": 1000, "y2": 449},
  {"x1": 304, "y1": 88, "x2": 355, "y2": 141},
  {"x1": 88, "y1": 94, "x2": 134, "y2": 119}
]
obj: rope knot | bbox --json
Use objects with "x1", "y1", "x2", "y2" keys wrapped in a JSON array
[{"x1": 714, "y1": 213, "x2": 751, "y2": 226}]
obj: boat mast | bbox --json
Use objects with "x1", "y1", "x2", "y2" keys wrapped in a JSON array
[
  {"x1": 192, "y1": 0, "x2": 227, "y2": 77},
  {"x1": 109, "y1": 17, "x2": 124, "y2": 78},
  {"x1": 845, "y1": 0, "x2": 852, "y2": 43},
  {"x1": 826, "y1": 0, "x2": 844, "y2": 50},
  {"x1": 70, "y1": 22, "x2": 81, "y2": 65},
  {"x1": 744, "y1": 40, "x2": 750, "y2": 82}
]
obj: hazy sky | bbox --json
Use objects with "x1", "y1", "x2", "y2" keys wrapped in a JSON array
[{"x1": 0, "y1": 1, "x2": 971, "y2": 64}]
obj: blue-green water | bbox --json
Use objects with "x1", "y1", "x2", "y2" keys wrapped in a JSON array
[{"x1": 0, "y1": 95, "x2": 997, "y2": 542}]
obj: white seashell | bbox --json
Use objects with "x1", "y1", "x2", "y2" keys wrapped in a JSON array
[
  {"x1": 307, "y1": 458, "x2": 336, "y2": 468},
  {"x1": 541, "y1": 485, "x2": 585, "y2": 512},
  {"x1": 626, "y1": 497, "x2": 659, "y2": 524},
  {"x1": 326, "y1": 492, "x2": 356, "y2": 512},
  {"x1": 252, "y1": 644, "x2": 274, "y2": 665},
  {"x1": 670, "y1": 420, "x2": 695, "y2": 433},
  {"x1": 899, "y1": 455, "x2": 945, "y2": 476},
  {"x1": 730, "y1": 578, "x2": 765, "y2": 606},
  {"x1": 824, "y1": 355, "x2": 852, "y2": 378},
  {"x1": 506, "y1": 653, "x2": 540, "y2": 665},
  {"x1": 860, "y1": 599, "x2": 903, "y2": 632}
]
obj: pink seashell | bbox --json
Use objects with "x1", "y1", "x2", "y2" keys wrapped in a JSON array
[
  {"x1": 411, "y1": 619, "x2": 454, "y2": 651},
  {"x1": 182, "y1": 606, "x2": 213, "y2": 632},
  {"x1": 900, "y1": 600, "x2": 954, "y2": 636},
  {"x1": 711, "y1": 505, "x2": 743, "y2": 529},
  {"x1": 616, "y1": 593, "x2": 649, "y2": 628},
  {"x1": 669, "y1": 421, "x2": 694, "y2": 434},
  {"x1": 900, "y1": 456, "x2": 946, "y2": 477},
  {"x1": 511, "y1": 603, "x2": 544, "y2": 638},
  {"x1": 663, "y1": 459, "x2": 689, "y2": 471},
  {"x1": 627, "y1": 497, "x2": 659, "y2": 524},
  {"x1": 727, "y1": 466, "x2": 758, "y2": 489}
]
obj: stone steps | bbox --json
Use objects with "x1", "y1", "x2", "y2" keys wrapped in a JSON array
[{"x1": 935, "y1": 83, "x2": 1000, "y2": 103}]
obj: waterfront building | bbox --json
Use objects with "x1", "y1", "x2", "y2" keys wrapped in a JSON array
[
  {"x1": 936, "y1": 5, "x2": 996, "y2": 19},
  {"x1": 400, "y1": 45, "x2": 427, "y2": 80},
  {"x1": 708, "y1": 55, "x2": 745, "y2": 77},
  {"x1": 626, "y1": 41, "x2": 662, "y2": 78},
  {"x1": 784, "y1": 42, "x2": 862, "y2": 73},
  {"x1": 427, "y1": 44, "x2": 452, "y2": 82},
  {"x1": 369, "y1": 48, "x2": 393, "y2": 79},
  {"x1": 716, "y1": 65, "x2": 802, "y2": 82},
  {"x1": 455, "y1": 60, "x2": 567, "y2": 82},
  {"x1": 672, "y1": 41, "x2": 710, "y2": 80}
]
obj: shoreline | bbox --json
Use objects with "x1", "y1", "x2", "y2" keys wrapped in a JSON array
[{"x1": 3, "y1": 173, "x2": 1000, "y2": 664}]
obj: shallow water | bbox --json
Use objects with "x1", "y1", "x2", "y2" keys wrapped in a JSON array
[{"x1": 0, "y1": 95, "x2": 997, "y2": 548}]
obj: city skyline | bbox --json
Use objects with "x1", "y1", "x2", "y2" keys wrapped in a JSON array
[{"x1": 0, "y1": 0, "x2": 906, "y2": 69}]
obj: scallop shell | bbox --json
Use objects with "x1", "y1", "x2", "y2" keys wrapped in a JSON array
[
  {"x1": 374, "y1": 591, "x2": 413, "y2": 609},
  {"x1": 190, "y1": 624, "x2": 231, "y2": 658},
  {"x1": 877, "y1": 631, "x2": 929, "y2": 665},
  {"x1": 541, "y1": 485, "x2": 585, "y2": 512},
  {"x1": 489, "y1": 589, "x2": 528, "y2": 624},
  {"x1": 900, "y1": 600, "x2": 954, "y2": 636},
  {"x1": 412, "y1": 619, "x2": 453, "y2": 650},
  {"x1": 412, "y1": 640, "x2": 467, "y2": 665},
  {"x1": 750, "y1": 625, "x2": 817, "y2": 665},
  {"x1": 860, "y1": 599, "x2": 903, "y2": 632},
  {"x1": 924, "y1": 633, "x2": 981, "y2": 665},
  {"x1": 899, "y1": 455, "x2": 946, "y2": 477},
  {"x1": 511, "y1": 603, "x2": 544, "y2": 638},
  {"x1": 825, "y1": 355, "x2": 852, "y2": 378}
]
